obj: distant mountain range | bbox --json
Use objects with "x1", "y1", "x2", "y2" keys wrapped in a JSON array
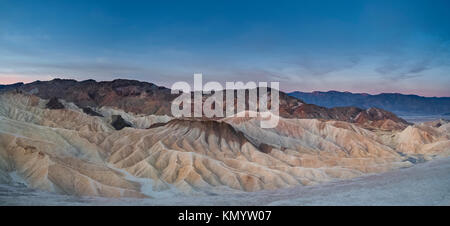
[
  {"x1": 0, "y1": 79, "x2": 408, "y2": 130},
  {"x1": 2, "y1": 80, "x2": 448, "y2": 117},
  {"x1": 288, "y1": 91, "x2": 450, "y2": 116}
]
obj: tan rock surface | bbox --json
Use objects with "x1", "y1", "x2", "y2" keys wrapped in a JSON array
[{"x1": 0, "y1": 93, "x2": 449, "y2": 197}]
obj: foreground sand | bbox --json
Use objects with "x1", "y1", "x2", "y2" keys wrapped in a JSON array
[{"x1": 1, "y1": 156, "x2": 449, "y2": 205}]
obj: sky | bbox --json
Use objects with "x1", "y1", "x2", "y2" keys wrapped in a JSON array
[{"x1": 1, "y1": 0, "x2": 450, "y2": 97}]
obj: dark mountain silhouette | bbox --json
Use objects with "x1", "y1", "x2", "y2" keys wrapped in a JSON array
[
  {"x1": 288, "y1": 91, "x2": 450, "y2": 116},
  {"x1": 0, "y1": 82, "x2": 24, "y2": 92}
]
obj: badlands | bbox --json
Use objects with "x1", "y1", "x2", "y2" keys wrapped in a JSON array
[{"x1": 0, "y1": 79, "x2": 449, "y2": 202}]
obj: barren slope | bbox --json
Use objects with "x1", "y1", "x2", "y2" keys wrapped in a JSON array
[{"x1": 0, "y1": 93, "x2": 448, "y2": 198}]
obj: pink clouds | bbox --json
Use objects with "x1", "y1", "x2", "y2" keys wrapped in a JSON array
[{"x1": 0, "y1": 74, "x2": 53, "y2": 85}]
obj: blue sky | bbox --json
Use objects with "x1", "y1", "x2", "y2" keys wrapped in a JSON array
[{"x1": 1, "y1": 0, "x2": 450, "y2": 96}]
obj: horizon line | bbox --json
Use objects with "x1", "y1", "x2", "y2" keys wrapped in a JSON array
[{"x1": 1, "y1": 77, "x2": 450, "y2": 98}]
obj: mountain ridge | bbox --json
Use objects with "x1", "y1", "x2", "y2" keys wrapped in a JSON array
[
  {"x1": 1, "y1": 78, "x2": 409, "y2": 130},
  {"x1": 289, "y1": 90, "x2": 450, "y2": 116}
]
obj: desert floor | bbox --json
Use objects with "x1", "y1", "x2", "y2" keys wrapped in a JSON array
[{"x1": 1, "y1": 156, "x2": 449, "y2": 206}]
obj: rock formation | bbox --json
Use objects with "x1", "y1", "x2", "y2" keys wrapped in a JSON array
[
  {"x1": 0, "y1": 91, "x2": 448, "y2": 198},
  {"x1": 11, "y1": 79, "x2": 409, "y2": 130},
  {"x1": 111, "y1": 115, "x2": 132, "y2": 130},
  {"x1": 45, "y1": 97, "x2": 65, "y2": 109},
  {"x1": 82, "y1": 107, "x2": 103, "y2": 117}
]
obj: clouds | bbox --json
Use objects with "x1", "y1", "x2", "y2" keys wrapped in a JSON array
[
  {"x1": 375, "y1": 58, "x2": 430, "y2": 82},
  {"x1": 373, "y1": 34, "x2": 450, "y2": 83},
  {"x1": 294, "y1": 55, "x2": 361, "y2": 77}
]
